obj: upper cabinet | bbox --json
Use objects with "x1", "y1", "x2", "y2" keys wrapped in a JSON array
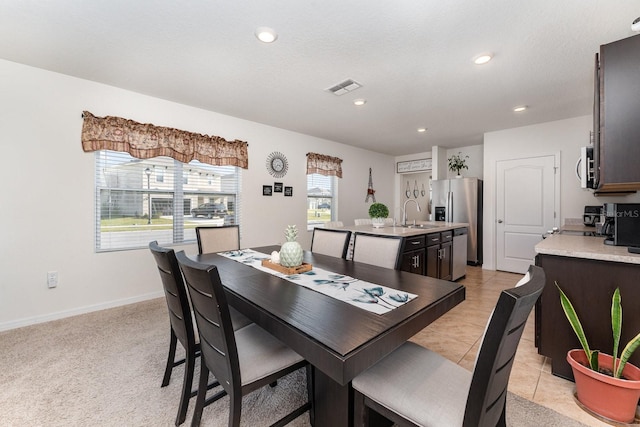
[{"x1": 594, "y1": 34, "x2": 640, "y2": 193}]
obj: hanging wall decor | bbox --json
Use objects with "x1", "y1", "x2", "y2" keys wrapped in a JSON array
[
  {"x1": 413, "y1": 180, "x2": 419, "y2": 198},
  {"x1": 365, "y1": 168, "x2": 376, "y2": 203},
  {"x1": 266, "y1": 151, "x2": 288, "y2": 178},
  {"x1": 405, "y1": 181, "x2": 411, "y2": 198}
]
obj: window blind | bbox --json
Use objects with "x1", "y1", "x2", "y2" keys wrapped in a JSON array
[{"x1": 95, "y1": 150, "x2": 241, "y2": 251}]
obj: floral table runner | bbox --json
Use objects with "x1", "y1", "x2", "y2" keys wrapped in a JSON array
[{"x1": 218, "y1": 249, "x2": 417, "y2": 315}]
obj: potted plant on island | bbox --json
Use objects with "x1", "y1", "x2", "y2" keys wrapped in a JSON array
[
  {"x1": 557, "y1": 284, "x2": 640, "y2": 423},
  {"x1": 368, "y1": 203, "x2": 389, "y2": 228},
  {"x1": 448, "y1": 152, "x2": 469, "y2": 177}
]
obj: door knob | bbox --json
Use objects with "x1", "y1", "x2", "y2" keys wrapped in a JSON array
[{"x1": 497, "y1": 219, "x2": 503, "y2": 223}]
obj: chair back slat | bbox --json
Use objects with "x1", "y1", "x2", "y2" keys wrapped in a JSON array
[
  {"x1": 176, "y1": 251, "x2": 240, "y2": 393},
  {"x1": 149, "y1": 241, "x2": 195, "y2": 350},
  {"x1": 311, "y1": 228, "x2": 352, "y2": 259},
  {"x1": 196, "y1": 225, "x2": 240, "y2": 255},
  {"x1": 463, "y1": 264, "x2": 545, "y2": 427}
]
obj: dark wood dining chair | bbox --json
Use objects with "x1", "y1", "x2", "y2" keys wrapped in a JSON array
[
  {"x1": 149, "y1": 241, "x2": 252, "y2": 426},
  {"x1": 195, "y1": 225, "x2": 240, "y2": 254},
  {"x1": 352, "y1": 233, "x2": 403, "y2": 269},
  {"x1": 310, "y1": 228, "x2": 351, "y2": 259},
  {"x1": 175, "y1": 251, "x2": 313, "y2": 427},
  {"x1": 352, "y1": 264, "x2": 545, "y2": 427}
]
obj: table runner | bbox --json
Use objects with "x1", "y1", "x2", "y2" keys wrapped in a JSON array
[{"x1": 218, "y1": 249, "x2": 417, "y2": 315}]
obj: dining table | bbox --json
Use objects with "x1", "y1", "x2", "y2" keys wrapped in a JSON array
[{"x1": 194, "y1": 245, "x2": 465, "y2": 426}]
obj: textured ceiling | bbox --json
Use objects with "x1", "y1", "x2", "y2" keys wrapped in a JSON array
[{"x1": 0, "y1": 1, "x2": 638, "y2": 155}]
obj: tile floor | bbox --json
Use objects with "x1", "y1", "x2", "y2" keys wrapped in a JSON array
[{"x1": 409, "y1": 266, "x2": 611, "y2": 427}]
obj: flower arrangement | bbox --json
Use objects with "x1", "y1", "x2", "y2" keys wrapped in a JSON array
[{"x1": 448, "y1": 152, "x2": 469, "y2": 176}]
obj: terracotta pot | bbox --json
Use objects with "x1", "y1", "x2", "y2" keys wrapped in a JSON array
[{"x1": 567, "y1": 349, "x2": 640, "y2": 423}]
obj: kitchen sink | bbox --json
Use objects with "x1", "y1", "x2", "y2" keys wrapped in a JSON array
[{"x1": 401, "y1": 224, "x2": 442, "y2": 229}]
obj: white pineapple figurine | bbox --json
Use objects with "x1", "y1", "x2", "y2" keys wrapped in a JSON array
[{"x1": 279, "y1": 225, "x2": 303, "y2": 267}]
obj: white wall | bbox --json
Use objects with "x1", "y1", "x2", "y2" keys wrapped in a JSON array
[
  {"x1": 0, "y1": 59, "x2": 394, "y2": 330},
  {"x1": 483, "y1": 115, "x2": 640, "y2": 270},
  {"x1": 393, "y1": 145, "x2": 484, "y2": 221}
]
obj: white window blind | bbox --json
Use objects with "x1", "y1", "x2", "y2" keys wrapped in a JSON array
[
  {"x1": 95, "y1": 150, "x2": 241, "y2": 251},
  {"x1": 307, "y1": 173, "x2": 335, "y2": 230}
]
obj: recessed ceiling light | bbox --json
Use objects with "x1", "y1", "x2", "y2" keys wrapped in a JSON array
[
  {"x1": 353, "y1": 99, "x2": 367, "y2": 106},
  {"x1": 473, "y1": 54, "x2": 493, "y2": 65},
  {"x1": 513, "y1": 105, "x2": 527, "y2": 112},
  {"x1": 417, "y1": 128, "x2": 427, "y2": 133},
  {"x1": 632, "y1": 17, "x2": 640, "y2": 32},
  {"x1": 255, "y1": 27, "x2": 278, "y2": 43}
]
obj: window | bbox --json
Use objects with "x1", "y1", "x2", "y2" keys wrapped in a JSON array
[
  {"x1": 307, "y1": 173, "x2": 335, "y2": 230},
  {"x1": 95, "y1": 150, "x2": 241, "y2": 251}
]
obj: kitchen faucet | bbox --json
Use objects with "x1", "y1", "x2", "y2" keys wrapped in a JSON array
[{"x1": 403, "y1": 199, "x2": 421, "y2": 226}]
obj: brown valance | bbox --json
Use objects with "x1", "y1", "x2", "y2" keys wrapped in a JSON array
[
  {"x1": 306, "y1": 152, "x2": 343, "y2": 178},
  {"x1": 81, "y1": 111, "x2": 249, "y2": 169}
]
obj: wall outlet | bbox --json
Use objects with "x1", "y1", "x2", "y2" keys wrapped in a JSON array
[{"x1": 47, "y1": 271, "x2": 58, "y2": 288}]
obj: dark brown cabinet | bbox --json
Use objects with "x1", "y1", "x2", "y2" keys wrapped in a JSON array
[
  {"x1": 400, "y1": 235, "x2": 426, "y2": 275},
  {"x1": 425, "y1": 231, "x2": 452, "y2": 280},
  {"x1": 594, "y1": 34, "x2": 640, "y2": 193},
  {"x1": 536, "y1": 253, "x2": 640, "y2": 380}
]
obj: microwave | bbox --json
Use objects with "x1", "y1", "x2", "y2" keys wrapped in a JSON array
[
  {"x1": 603, "y1": 203, "x2": 640, "y2": 247},
  {"x1": 578, "y1": 146, "x2": 595, "y2": 189}
]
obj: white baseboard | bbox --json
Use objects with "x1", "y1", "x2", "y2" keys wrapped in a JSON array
[{"x1": 0, "y1": 291, "x2": 165, "y2": 332}]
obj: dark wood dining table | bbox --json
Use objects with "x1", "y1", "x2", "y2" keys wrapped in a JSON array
[{"x1": 194, "y1": 246, "x2": 465, "y2": 426}]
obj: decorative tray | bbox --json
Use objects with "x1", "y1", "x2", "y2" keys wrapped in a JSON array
[{"x1": 261, "y1": 259, "x2": 312, "y2": 275}]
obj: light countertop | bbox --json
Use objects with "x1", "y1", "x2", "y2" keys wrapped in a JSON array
[
  {"x1": 330, "y1": 222, "x2": 468, "y2": 237},
  {"x1": 535, "y1": 233, "x2": 640, "y2": 264}
]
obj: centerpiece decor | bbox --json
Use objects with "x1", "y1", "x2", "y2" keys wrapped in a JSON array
[
  {"x1": 558, "y1": 284, "x2": 640, "y2": 423},
  {"x1": 448, "y1": 152, "x2": 469, "y2": 177},
  {"x1": 279, "y1": 225, "x2": 304, "y2": 267},
  {"x1": 368, "y1": 202, "x2": 389, "y2": 228}
]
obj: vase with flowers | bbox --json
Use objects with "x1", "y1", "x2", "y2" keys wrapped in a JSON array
[{"x1": 448, "y1": 152, "x2": 469, "y2": 177}]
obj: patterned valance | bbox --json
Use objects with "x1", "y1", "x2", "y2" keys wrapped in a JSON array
[
  {"x1": 81, "y1": 111, "x2": 249, "y2": 169},
  {"x1": 306, "y1": 152, "x2": 343, "y2": 178}
]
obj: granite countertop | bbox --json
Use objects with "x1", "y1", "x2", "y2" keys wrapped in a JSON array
[
  {"x1": 332, "y1": 222, "x2": 468, "y2": 237},
  {"x1": 535, "y1": 233, "x2": 640, "y2": 264}
]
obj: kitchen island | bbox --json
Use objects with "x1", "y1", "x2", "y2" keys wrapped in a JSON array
[
  {"x1": 535, "y1": 233, "x2": 640, "y2": 379},
  {"x1": 329, "y1": 222, "x2": 468, "y2": 280}
]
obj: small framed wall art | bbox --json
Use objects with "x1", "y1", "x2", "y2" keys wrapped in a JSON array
[
  {"x1": 274, "y1": 182, "x2": 284, "y2": 193},
  {"x1": 284, "y1": 186, "x2": 293, "y2": 197},
  {"x1": 263, "y1": 185, "x2": 273, "y2": 196}
]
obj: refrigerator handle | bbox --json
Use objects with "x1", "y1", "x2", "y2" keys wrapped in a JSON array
[{"x1": 447, "y1": 191, "x2": 453, "y2": 222}]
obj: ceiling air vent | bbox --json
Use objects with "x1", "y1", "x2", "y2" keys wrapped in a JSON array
[{"x1": 326, "y1": 79, "x2": 362, "y2": 96}]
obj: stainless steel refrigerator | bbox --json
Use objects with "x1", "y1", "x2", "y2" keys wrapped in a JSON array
[{"x1": 431, "y1": 177, "x2": 483, "y2": 266}]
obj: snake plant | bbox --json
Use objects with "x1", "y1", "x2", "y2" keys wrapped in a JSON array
[{"x1": 557, "y1": 283, "x2": 640, "y2": 378}]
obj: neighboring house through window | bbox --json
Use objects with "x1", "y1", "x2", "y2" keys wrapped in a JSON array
[
  {"x1": 95, "y1": 150, "x2": 240, "y2": 251},
  {"x1": 307, "y1": 173, "x2": 335, "y2": 230}
]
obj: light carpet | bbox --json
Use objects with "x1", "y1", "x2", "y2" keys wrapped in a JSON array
[{"x1": 0, "y1": 298, "x2": 587, "y2": 426}]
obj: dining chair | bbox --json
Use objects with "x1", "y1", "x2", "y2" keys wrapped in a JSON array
[
  {"x1": 195, "y1": 225, "x2": 240, "y2": 254},
  {"x1": 351, "y1": 264, "x2": 545, "y2": 427},
  {"x1": 354, "y1": 218, "x2": 372, "y2": 226},
  {"x1": 310, "y1": 228, "x2": 352, "y2": 259},
  {"x1": 149, "y1": 241, "x2": 252, "y2": 426},
  {"x1": 323, "y1": 220, "x2": 344, "y2": 228},
  {"x1": 175, "y1": 251, "x2": 313, "y2": 427},
  {"x1": 352, "y1": 233, "x2": 403, "y2": 269}
]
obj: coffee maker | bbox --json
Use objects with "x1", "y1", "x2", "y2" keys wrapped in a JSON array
[
  {"x1": 583, "y1": 205, "x2": 603, "y2": 227},
  {"x1": 602, "y1": 203, "x2": 640, "y2": 246}
]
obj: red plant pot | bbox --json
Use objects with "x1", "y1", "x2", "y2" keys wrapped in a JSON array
[{"x1": 567, "y1": 349, "x2": 640, "y2": 423}]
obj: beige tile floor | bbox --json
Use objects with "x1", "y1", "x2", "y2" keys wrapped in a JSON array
[{"x1": 409, "y1": 266, "x2": 611, "y2": 427}]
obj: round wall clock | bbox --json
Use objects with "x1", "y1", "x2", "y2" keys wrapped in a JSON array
[{"x1": 266, "y1": 151, "x2": 288, "y2": 178}]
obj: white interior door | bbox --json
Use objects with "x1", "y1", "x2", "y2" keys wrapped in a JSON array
[{"x1": 496, "y1": 155, "x2": 557, "y2": 273}]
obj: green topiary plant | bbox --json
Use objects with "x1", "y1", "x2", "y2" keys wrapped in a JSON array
[
  {"x1": 368, "y1": 203, "x2": 389, "y2": 219},
  {"x1": 557, "y1": 284, "x2": 640, "y2": 378}
]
